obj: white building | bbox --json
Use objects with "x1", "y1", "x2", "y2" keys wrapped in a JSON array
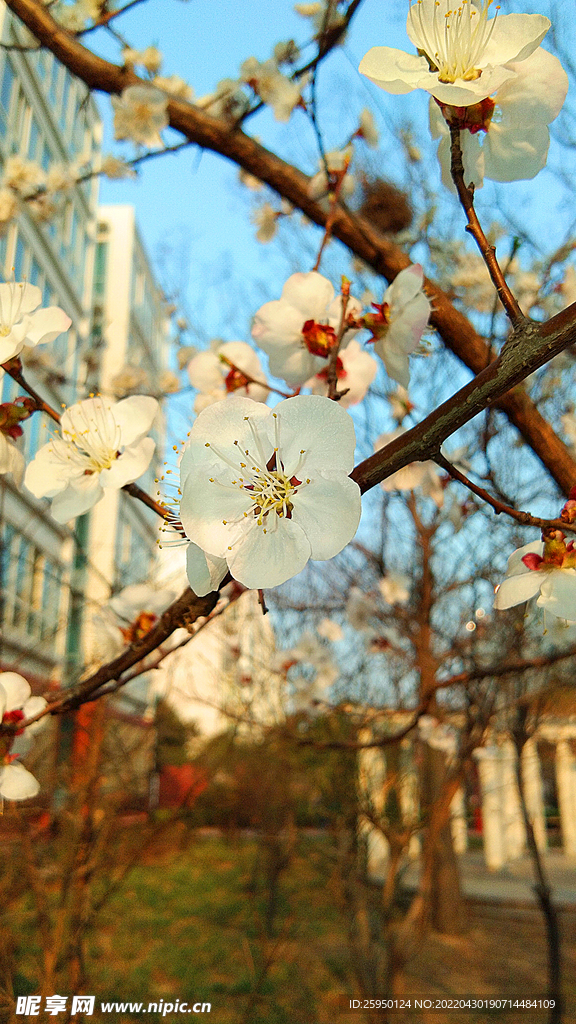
[
  {"x1": 0, "y1": 6, "x2": 171, "y2": 694},
  {"x1": 0, "y1": 1, "x2": 101, "y2": 686},
  {"x1": 79, "y1": 205, "x2": 170, "y2": 674}
]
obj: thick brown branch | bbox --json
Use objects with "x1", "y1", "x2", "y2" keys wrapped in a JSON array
[
  {"x1": 5, "y1": 0, "x2": 576, "y2": 493},
  {"x1": 7, "y1": 584, "x2": 227, "y2": 726},
  {"x1": 351, "y1": 310, "x2": 576, "y2": 494}
]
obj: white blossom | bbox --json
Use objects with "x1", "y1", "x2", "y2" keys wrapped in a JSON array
[
  {"x1": 122, "y1": 46, "x2": 163, "y2": 73},
  {"x1": 0, "y1": 282, "x2": 71, "y2": 364},
  {"x1": 429, "y1": 47, "x2": 568, "y2": 189},
  {"x1": 0, "y1": 432, "x2": 24, "y2": 485},
  {"x1": 153, "y1": 75, "x2": 194, "y2": 101},
  {"x1": 357, "y1": 108, "x2": 379, "y2": 148},
  {"x1": 359, "y1": 0, "x2": 550, "y2": 107},
  {"x1": 187, "y1": 341, "x2": 268, "y2": 413},
  {"x1": 388, "y1": 385, "x2": 414, "y2": 422},
  {"x1": 378, "y1": 573, "x2": 410, "y2": 605},
  {"x1": 294, "y1": 1, "x2": 345, "y2": 36},
  {"x1": 46, "y1": 163, "x2": 79, "y2": 193},
  {"x1": 159, "y1": 369, "x2": 181, "y2": 394},
  {"x1": 252, "y1": 203, "x2": 280, "y2": 243},
  {"x1": 0, "y1": 672, "x2": 47, "y2": 801},
  {"x1": 252, "y1": 271, "x2": 361, "y2": 387},
  {"x1": 0, "y1": 187, "x2": 17, "y2": 229},
  {"x1": 112, "y1": 86, "x2": 169, "y2": 148},
  {"x1": 241, "y1": 57, "x2": 307, "y2": 121},
  {"x1": 366, "y1": 265, "x2": 431, "y2": 388},
  {"x1": 195, "y1": 79, "x2": 249, "y2": 121},
  {"x1": 25, "y1": 395, "x2": 158, "y2": 523},
  {"x1": 2, "y1": 156, "x2": 45, "y2": 196},
  {"x1": 305, "y1": 339, "x2": 377, "y2": 407},
  {"x1": 100, "y1": 154, "x2": 137, "y2": 180},
  {"x1": 179, "y1": 395, "x2": 361, "y2": 591},
  {"x1": 494, "y1": 535, "x2": 576, "y2": 622},
  {"x1": 345, "y1": 586, "x2": 377, "y2": 631},
  {"x1": 308, "y1": 147, "x2": 355, "y2": 200}
]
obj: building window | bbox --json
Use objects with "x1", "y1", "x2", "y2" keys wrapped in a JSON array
[
  {"x1": 0, "y1": 59, "x2": 14, "y2": 115},
  {"x1": 13, "y1": 233, "x2": 27, "y2": 279},
  {"x1": 93, "y1": 240, "x2": 108, "y2": 296},
  {"x1": 28, "y1": 115, "x2": 40, "y2": 160}
]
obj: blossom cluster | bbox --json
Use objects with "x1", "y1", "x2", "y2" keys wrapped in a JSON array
[{"x1": 359, "y1": 0, "x2": 568, "y2": 189}]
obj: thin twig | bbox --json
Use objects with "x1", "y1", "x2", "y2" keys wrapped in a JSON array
[
  {"x1": 449, "y1": 124, "x2": 525, "y2": 326},
  {"x1": 435, "y1": 451, "x2": 576, "y2": 534}
]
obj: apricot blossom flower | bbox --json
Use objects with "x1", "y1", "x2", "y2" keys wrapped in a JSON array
[
  {"x1": 359, "y1": 0, "x2": 550, "y2": 107},
  {"x1": 24, "y1": 395, "x2": 158, "y2": 522},
  {"x1": 179, "y1": 395, "x2": 361, "y2": 591},
  {"x1": 0, "y1": 672, "x2": 46, "y2": 801},
  {"x1": 251, "y1": 272, "x2": 361, "y2": 386},
  {"x1": 494, "y1": 533, "x2": 576, "y2": 621},
  {"x1": 364, "y1": 265, "x2": 430, "y2": 387},
  {"x1": 187, "y1": 341, "x2": 268, "y2": 413},
  {"x1": 0, "y1": 281, "x2": 71, "y2": 364},
  {"x1": 429, "y1": 47, "x2": 568, "y2": 188}
]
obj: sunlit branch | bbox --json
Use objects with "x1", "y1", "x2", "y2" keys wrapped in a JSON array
[{"x1": 449, "y1": 125, "x2": 525, "y2": 326}]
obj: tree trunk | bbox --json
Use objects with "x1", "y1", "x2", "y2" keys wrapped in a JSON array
[{"x1": 421, "y1": 744, "x2": 466, "y2": 934}]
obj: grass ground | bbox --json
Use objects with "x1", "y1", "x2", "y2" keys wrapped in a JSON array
[{"x1": 4, "y1": 828, "x2": 576, "y2": 1024}]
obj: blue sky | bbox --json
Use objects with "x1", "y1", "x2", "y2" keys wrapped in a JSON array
[
  {"x1": 90, "y1": 0, "x2": 572, "y2": 341},
  {"x1": 93, "y1": 0, "x2": 423, "y2": 334}
]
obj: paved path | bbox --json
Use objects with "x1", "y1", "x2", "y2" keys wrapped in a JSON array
[{"x1": 401, "y1": 849, "x2": 576, "y2": 907}]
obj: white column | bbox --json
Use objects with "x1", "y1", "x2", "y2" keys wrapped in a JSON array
[
  {"x1": 502, "y1": 740, "x2": 526, "y2": 862},
  {"x1": 450, "y1": 786, "x2": 468, "y2": 855},
  {"x1": 358, "y1": 739, "x2": 389, "y2": 880},
  {"x1": 475, "y1": 747, "x2": 505, "y2": 870},
  {"x1": 556, "y1": 739, "x2": 576, "y2": 858},
  {"x1": 522, "y1": 738, "x2": 547, "y2": 853},
  {"x1": 399, "y1": 742, "x2": 421, "y2": 859}
]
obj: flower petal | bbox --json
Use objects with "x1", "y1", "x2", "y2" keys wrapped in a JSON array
[
  {"x1": 0, "y1": 762, "x2": 40, "y2": 800},
  {"x1": 493, "y1": 569, "x2": 545, "y2": 610},
  {"x1": 251, "y1": 298, "x2": 307, "y2": 351},
  {"x1": 100, "y1": 437, "x2": 156, "y2": 488},
  {"x1": 112, "y1": 395, "x2": 159, "y2": 447},
  {"x1": 180, "y1": 466, "x2": 248, "y2": 558},
  {"x1": 24, "y1": 441, "x2": 80, "y2": 498},
  {"x1": 483, "y1": 123, "x2": 550, "y2": 182},
  {"x1": 24, "y1": 306, "x2": 71, "y2": 347},
  {"x1": 50, "y1": 474, "x2": 104, "y2": 522},
  {"x1": 280, "y1": 272, "x2": 334, "y2": 318},
  {"x1": 271, "y1": 394, "x2": 357, "y2": 476},
  {"x1": 292, "y1": 471, "x2": 361, "y2": 560},
  {"x1": 537, "y1": 570, "x2": 576, "y2": 622},
  {"x1": 0, "y1": 434, "x2": 24, "y2": 485},
  {"x1": 0, "y1": 671, "x2": 31, "y2": 711},
  {"x1": 359, "y1": 47, "x2": 430, "y2": 95},
  {"x1": 188, "y1": 350, "x2": 223, "y2": 392},
  {"x1": 495, "y1": 48, "x2": 568, "y2": 129},
  {"x1": 480, "y1": 13, "x2": 550, "y2": 67},
  {"x1": 185, "y1": 543, "x2": 228, "y2": 597},
  {"x1": 227, "y1": 517, "x2": 311, "y2": 589}
]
